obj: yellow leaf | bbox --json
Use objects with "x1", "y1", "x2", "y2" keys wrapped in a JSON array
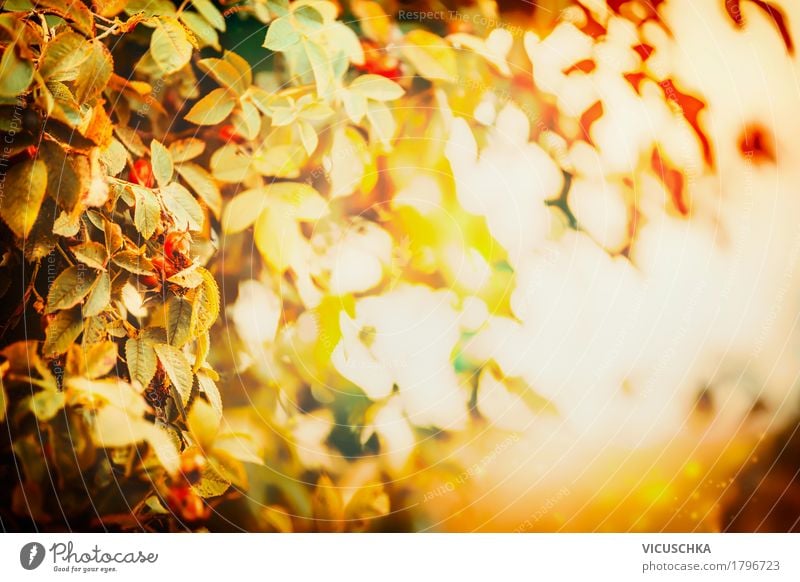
[
  {"x1": 0, "y1": 159, "x2": 47, "y2": 239},
  {"x1": 351, "y1": 0, "x2": 390, "y2": 44},
  {"x1": 402, "y1": 29, "x2": 458, "y2": 83},
  {"x1": 188, "y1": 398, "x2": 220, "y2": 449},
  {"x1": 46, "y1": 266, "x2": 97, "y2": 313},
  {"x1": 151, "y1": 16, "x2": 193, "y2": 75},
  {"x1": 185, "y1": 87, "x2": 236, "y2": 125}
]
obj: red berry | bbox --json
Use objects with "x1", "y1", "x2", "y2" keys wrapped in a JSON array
[
  {"x1": 130, "y1": 159, "x2": 154, "y2": 188},
  {"x1": 218, "y1": 124, "x2": 243, "y2": 143}
]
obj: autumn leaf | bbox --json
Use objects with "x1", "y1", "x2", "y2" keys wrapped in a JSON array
[
  {"x1": 0, "y1": 159, "x2": 48, "y2": 239},
  {"x1": 46, "y1": 266, "x2": 98, "y2": 313}
]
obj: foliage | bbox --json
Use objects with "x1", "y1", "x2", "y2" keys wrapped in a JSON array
[{"x1": 0, "y1": 0, "x2": 752, "y2": 532}]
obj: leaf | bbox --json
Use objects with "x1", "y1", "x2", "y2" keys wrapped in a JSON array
[
  {"x1": 162, "y1": 182, "x2": 203, "y2": 231},
  {"x1": 213, "y1": 146, "x2": 258, "y2": 185},
  {"x1": 126, "y1": 338, "x2": 157, "y2": 388},
  {"x1": 312, "y1": 474, "x2": 343, "y2": 532},
  {"x1": 132, "y1": 185, "x2": 161, "y2": 239},
  {"x1": 192, "y1": 462, "x2": 231, "y2": 498},
  {"x1": 270, "y1": 182, "x2": 328, "y2": 219},
  {"x1": 38, "y1": 140, "x2": 84, "y2": 211},
  {"x1": 166, "y1": 295, "x2": 194, "y2": 347},
  {"x1": 154, "y1": 343, "x2": 193, "y2": 407},
  {"x1": 36, "y1": 0, "x2": 95, "y2": 36},
  {"x1": 0, "y1": 158, "x2": 48, "y2": 239},
  {"x1": 263, "y1": 16, "x2": 301, "y2": 52},
  {"x1": 188, "y1": 398, "x2": 220, "y2": 448},
  {"x1": 83, "y1": 270, "x2": 111, "y2": 317},
  {"x1": 179, "y1": 12, "x2": 220, "y2": 51},
  {"x1": 168, "y1": 138, "x2": 205, "y2": 163},
  {"x1": 220, "y1": 189, "x2": 266, "y2": 234},
  {"x1": 351, "y1": 0, "x2": 390, "y2": 44},
  {"x1": 402, "y1": 29, "x2": 458, "y2": 83},
  {"x1": 176, "y1": 163, "x2": 221, "y2": 218},
  {"x1": 184, "y1": 87, "x2": 236, "y2": 125},
  {"x1": 167, "y1": 264, "x2": 204, "y2": 288},
  {"x1": 197, "y1": 58, "x2": 247, "y2": 96},
  {"x1": 197, "y1": 371, "x2": 222, "y2": 417},
  {"x1": 46, "y1": 265, "x2": 97, "y2": 313},
  {"x1": 83, "y1": 340, "x2": 118, "y2": 379},
  {"x1": 192, "y1": 0, "x2": 226, "y2": 31},
  {"x1": 254, "y1": 201, "x2": 302, "y2": 273},
  {"x1": 112, "y1": 251, "x2": 155, "y2": 275},
  {"x1": 349, "y1": 74, "x2": 404, "y2": 101},
  {"x1": 150, "y1": 139, "x2": 173, "y2": 188},
  {"x1": 73, "y1": 40, "x2": 113, "y2": 103},
  {"x1": 71, "y1": 241, "x2": 107, "y2": 270},
  {"x1": 231, "y1": 99, "x2": 261, "y2": 140},
  {"x1": 43, "y1": 309, "x2": 83, "y2": 356},
  {"x1": 151, "y1": 16, "x2": 193, "y2": 74},
  {"x1": 192, "y1": 268, "x2": 219, "y2": 336},
  {"x1": 447, "y1": 32, "x2": 511, "y2": 76},
  {"x1": 92, "y1": 407, "x2": 180, "y2": 474},
  {"x1": 297, "y1": 119, "x2": 318, "y2": 156},
  {"x1": 38, "y1": 32, "x2": 92, "y2": 82},
  {"x1": 0, "y1": 42, "x2": 33, "y2": 97},
  {"x1": 193, "y1": 330, "x2": 210, "y2": 372},
  {"x1": 303, "y1": 39, "x2": 334, "y2": 100},
  {"x1": 0, "y1": 377, "x2": 6, "y2": 422},
  {"x1": 366, "y1": 100, "x2": 396, "y2": 147},
  {"x1": 30, "y1": 390, "x2": 66, "y2": 422}
]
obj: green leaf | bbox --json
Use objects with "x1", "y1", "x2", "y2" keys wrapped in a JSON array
[
  {"x1": 184, "y1": 87, "x2": 236, "y2": 125},
  {"x1": 197, "y1": 58, "x2": 247, "y2": 96},
  {"x1": 126, "y1": 338, "x2": 157, "y2": 388},
  {"x1": 132, "y1": 185, "x2": 161, "y2": 239},
  {"x1": 73, "y1": 40, "x2": 113, "y2": 102},
  {"x1": 162, "y1": 182, "x2": 203, "y2": 230},
  {"x1": 150, "y1": 139, "x2": 173, "y2": 188},
  {"x1": 30, "y1": 390, "x2": 66, "y2": 421},
  {"x1": 220, "y1": 189, "x2": 268, "y2": 234},
  {"x1": 176, "y1": 163, "x2": 221, "y2": 218},
  {"x1": 0, "y1": 158, "x2": 48, "y2": 239},
  {"x1": 71, "y1": 241, "x2": 107, "y2": 270},
  {"x1": 46, "y1": 265, "x2": 97, "y2": 313},
  {"x1": 263, "y1": 16, "x2": 301, "y2": 52},
  {"x1": 192, "y1": 0, "x2": 226, "y2": 31},
  {"x1": 166, "y1": 295, "x2": 194, "y2": 347},
  {"x1": 38, "y1": 32, "x2": 92, "y2": 82},
  {"x1": 349, "y1": 74, "x2": 405, "y2": 101},
  {"x1": 0, "y1": 42, "x2": 33, "y2": 97},
  {"x1": 179, "y1": 12, "x2": 220, "y2": 51},
  {"x1": 192, "y1": 461, "x2": 231, "y2": 498},
  {"x1": 83, "y1": 270, "x2": 111, "y2": 317},
  {"x1": 151, "y1": 16, "x2": 193, "y2": 75},
  {"x1": 154, "y1": 343, "x2": 193, "y2": 407},
  {"x1": 43, "y1": 309, "x2": 83, "y2": 356},
  {"x1": 401, "y1": 29, "x2": 458, "y2": 83}
]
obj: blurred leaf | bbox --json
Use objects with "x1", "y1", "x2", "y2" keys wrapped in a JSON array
[
  {"x1": 192, "y1": 268, "x2": 220, "y2": 336},
  {"x1": 312, "y1": 474, "x2": 343, "y2": 532},
  {"x1": 188, "y1": 398, "x2": 220, "y2": 448},
  {"x1": 30, "y1": 390, "x2": 66, "y2": 421},
  {"x1": 73, "y1": 40, "x2": 113, "y2": 102},
  {"x1": 83, "y1": 340, "x2": 118, "y2": 379},
  {"x1": 351, "y1": 0, "x2": 390, "y2": 44},
  {"x1": 0, "y1": 158, "x2": 48, "y2": 239},
  {"x1": 263, "y1": 16, "x2": 301, "y2": 52},
  {"x1": 349, "y1": 74, "x2": 404, "y2": 101},
  {"x1": 402, "y1": 29, "x2": 457, "y2": 83},
  {"x1": 176, "y1": 163, "x2": 221, "y2": 218},
  {"x1": 36, "y1": 0, "x2": 95, "y2": 36},
  {"x1": 221, "y1": 188, "x2": 267, "y2": 233},
  {"x1": 198, "y1": 57, "x2": 247, "y2": 96},
  {"x1": 46, "y1": 265, "x2": 98, "y2": 313},
  {"x1": 168, "y1": 138, "x2": 205, "y2": 163}
]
